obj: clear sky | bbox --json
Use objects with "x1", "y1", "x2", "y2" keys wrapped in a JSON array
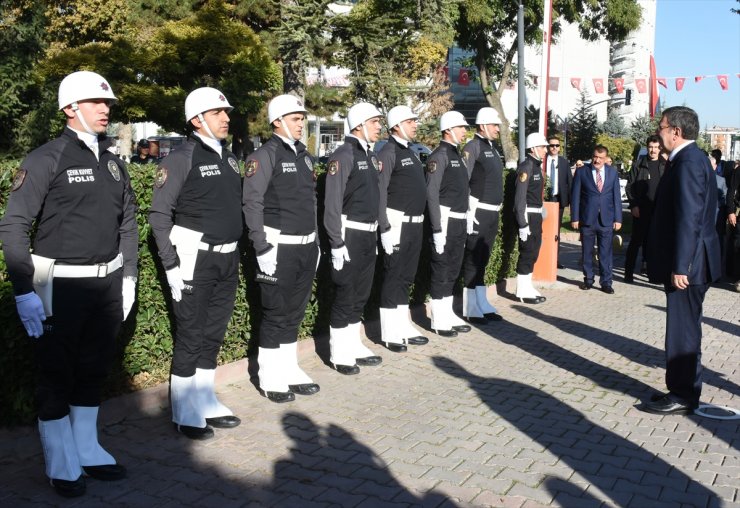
[{"x1": 654, "y1": 0, "x2": 740, "y2": 128}]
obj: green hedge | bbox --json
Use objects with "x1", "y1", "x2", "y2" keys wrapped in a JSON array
[{"x1": 0, "y1": 158, "x2": 518, "y2": 425}]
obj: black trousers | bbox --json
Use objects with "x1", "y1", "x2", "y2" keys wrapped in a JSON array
[
  {"x1": 379, "y1": 223, "x2": 423, "y2": 308},
  {"x1": 516, "y1": 214, "x2": 542, "y2": 275},
  {"x1": 171, "y1": 250, "x2": 239, "y2": 377},
  {"x1": 258, "y1": 243, "x2": 318, "y2": 349},
  {"x1": 462, "y1": 209, "x2": 499, "y2": 288},
  {"x1": 36, "y1": 272, "x2": 123, "y2": 421},
  {"x1": 331, "y1": 229, "x2": 377, "y2": 328},
  {"x1": 581, "y1": 224, "x2": 614, "y2": 287},
  {"x1": 664, "y1": 282, "x2": 708, "y2": 405},
  {"x1": 430, "y1": 217, "x2": 467, "y2": 299},
  {"x1": 625, "y1": 209, "x2": 653, "y2": 276}
]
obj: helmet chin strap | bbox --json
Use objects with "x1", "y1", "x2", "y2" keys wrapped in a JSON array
[
  {"x1": 448, "y1": 128, "x2": 460, "y2": 145},
  {"x1": 361, "y1": 123, "x2": 371, "y2": 144},
  {"x1": 482, "y1": 125, "x2": 492, "y2": 140},
  {"x1": 198, "y1": 113, "x2": 219, "y2": 141},
  {"x1": 72, "y1": 102, "x2": 97, "y2": 136},
  {"x1": 398, "y1": 124, "x2": 411, "y2": 142}
]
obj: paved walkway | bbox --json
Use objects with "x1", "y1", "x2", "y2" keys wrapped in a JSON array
[{"x1": 1, "y1": 240, "x2": 738, "y2": 508}]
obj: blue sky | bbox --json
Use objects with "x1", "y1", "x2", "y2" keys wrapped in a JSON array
[{"x1": 654, "y1": 0, "x2": 740, "y2": 128}]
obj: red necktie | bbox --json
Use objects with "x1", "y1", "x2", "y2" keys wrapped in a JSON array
[{"x1": 596, "y1": 169, "x2": 603, "y2": 192}]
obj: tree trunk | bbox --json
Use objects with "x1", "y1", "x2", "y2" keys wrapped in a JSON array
[{"x1": 230, "y1": 110, "x2": 248, "y2": 160}]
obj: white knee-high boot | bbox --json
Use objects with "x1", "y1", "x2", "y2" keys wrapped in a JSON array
[
  {"x1": 170, "y1": 374, "x2": 206, "y2": 427},
  {"x1": 38, "y1": 416, "x2": 83, "y2": 481},
  {"x1": 257, "y1": 347, "x2": 289, "y2": 393},
  {"x1": 194, "y1": 368, "x2": 233, "y2": 418},
  {"x1": 69, "y1": 406, "x2": 115, "y2": 467}
]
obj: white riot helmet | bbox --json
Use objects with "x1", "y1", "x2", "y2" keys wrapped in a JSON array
[
  {"x1": 525, "y1": 132, "x2": 549, "y2": 149},
  {"x1": 440, "y1": 111, "x2": 469, "y2": 145},
  {"x1": 387, "y1": 105, "x2": 418, "y2": 141},
  {"x1": 347, "y1": 102, "x2": 383, "y2": 131},
  {"x1": 58, "y1": 71, "x2": 117, "y2": 110},
  {"x1": 185, "y1": 87, "x2": 233, "y2": 122},
  {"x1": 475, "y1": 107, "x2": 501, "y2": 125},
  {"x1": 268, "y1": 94, "x2": 307, "y2": 124}
]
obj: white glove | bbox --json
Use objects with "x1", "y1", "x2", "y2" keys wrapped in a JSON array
[
  {"x1": 380, "y1": 230, "x2": 395, "y2": 255},
  {"x1": 432, "y1": 232, "x2": 446, "y2": 254},
  {"x1": 15, "y1": 292, "x2": 46, "y2": 338},
  {"x1": 166, "y1": 267, "x2": 185, "y2": 302},
  {"x1": 257, "y1": 246, "x2": 277, "y2": 276},
  {"x1": 518, "y1": 226, "x2": 531, "y2": 242},
  {"x1": 331, "y1": 245, "x2": 351, "y2": 271},
  {"x1": 466, "y1": 213, "x2": 479, "y2": 235},
  {"x1": 122, "y1": 276, "x2": 136, "y2": 320}
]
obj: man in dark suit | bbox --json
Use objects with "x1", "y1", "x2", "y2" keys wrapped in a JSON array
[
  {"x1": 545, "y1": 135, "x2": 572, "y2": 268},
  {"x1": 643, "y1": 106, "x2": 722, "y2": 415},
  {"x1": 570, "y1": 145, "x2": 622, "y2": 293}
]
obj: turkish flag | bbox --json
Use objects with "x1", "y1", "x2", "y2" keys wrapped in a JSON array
[
  {"x1": 458, "y1": 68, "x2": 470, "y2": 86},
  {"x1": 718, "y1": 74, "x2": 729, "y2": 91},
  {"x1": 613, "y1": 78, "x2": 624, "y2": 93},
  {"x1": 695, "y1": 76, "x2": 704, "y2": 83},
  {"x1": 635, "y1": 78, "x2": 647, "y2": 93},
  {"x1": 657, "y1": 77, "x2": 667, "y2": 88},
  {"x1": 649, "y1": 55, "x2": 659, "y2": 118},
  {"x1": 592, "y1": 78, "x2": 604, "y2": 94},
  {"x1": 675, "y1": 77, "x2": 686, "y2": 91},
  {"x1": 570, "y1": 77, "x2": 581, "y2": 90},
  {"x1": 549, "y1": 77, "x2": 559, "y2": 91}
]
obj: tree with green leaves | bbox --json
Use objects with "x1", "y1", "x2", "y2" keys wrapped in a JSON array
[
  {"x1": 595, "y1": 132, "x2": 635, "y2": 167},
  {"x1": 511, "y1": 105, "x2": 558, "y2": 143},
  {"x1": 566, "y1": 90, "x2": 598, "y2": 162},
  {"x1": 455, "y1": 0, "x2": 642, "y2": 164},
  {"x1": 600, "y1": 108, "x2": 628, "y2": 138},
  {"x1": 629, "y1": 113, "x2": 659, "y2": 148}
]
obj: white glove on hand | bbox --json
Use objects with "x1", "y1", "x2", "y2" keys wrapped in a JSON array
[
  {"x1": 466, "y1": 214, "x2": 479, "y2": 235},
  {"x1": 432, "y1": 232, "x2": 446, "y2": 254},
  {"x1": 331, "y1": 245, "x2": 351, "y2": 271},
  {"x1": 15, "y1": 292, "x2": 45, "y2": 338},
  {"x1": 166, "y1": 267, "x2": 185, "y2": 302},
  {"x1": 122, "y1": 277, "x2": 136, "y2": 321},
  {"x1": 518, "y1": 226, "x2": 531, "y2": 242},
  {"x1": 257, "y1": 246, "x2": 277, "y2": 276},
  {"x1": 380, "y1": 230, "x2": 395, "y2": 255}
]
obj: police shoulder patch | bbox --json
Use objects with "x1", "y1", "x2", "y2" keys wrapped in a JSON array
[
  {"x1": 328, "y1": 160, "x2": 340, "y2": 176},
  {"x1": 155, "y1": 166, "x2": 168, "y2": 187},
  {"x1": 107, "y1": 160, "x2": 121, "y2": 182},
  {"x1": 426, "y1": 160, "x2": 437, "y2": 173},
  {"x1": 11, "y1": 169, "x2": 27, "y2": 191},
  {"x1": 246, "y1": 159, "x2": 259, "y2": 178},
  {"x1": 228, "y1": 157, "x2": 240, "y2": 174},
  {"x1": 519, "y1": 172, "x2": 528, "y2": 183}
]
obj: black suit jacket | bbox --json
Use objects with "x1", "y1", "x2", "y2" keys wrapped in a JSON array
[
  {"x1": 546, "y1": 155, "x2": 572, "y2": 207},
  {"x1": 647, "y1": 142, "x2": 722, "y2": 285}
]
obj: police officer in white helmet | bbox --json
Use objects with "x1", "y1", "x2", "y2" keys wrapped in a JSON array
[
  {"x1": 243, "y1": 94, "x2": 320, "y2": 403},
  {"x1": 324, "y1": 102, "x2": 385, "y2": 375},
  {"x1": 461, "y1": 107, "x2": 505, "y2": 323},
  {"x1": 426, "y1": 111, "x2": 473, "y2": 337},
  {"x1": 0, "y1": 70, "x2": 137, "y2": 497},
  {"x1": 514, "y1": 132, "x2": 548, "y2": 303},
  {"x1": 376, "y1": 105, "x2": 430, "y2": 352},
  {"x1": 150, "y1": 87, "x2": 243, "y2": 440}
]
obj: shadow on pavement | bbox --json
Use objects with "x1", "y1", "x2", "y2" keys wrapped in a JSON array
[{"x1": 432, "y1": 356, "x2": 719, "y2": 508}]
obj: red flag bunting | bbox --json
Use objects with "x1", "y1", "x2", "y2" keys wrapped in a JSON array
[
  {"x1": 657, "y1": 77, "x2": 667, "y2": 89},
  {"x1": 675, "y1": 77, "x2": 686, "y2": 91},
  {"x1": 613, "y1": 78, "x2": 624, "y2": 94},
  {"x1": 718, "y1": 75, "x2": 729, "y2": 91},
  {"x1": 635, "y1": 78, "x2": 647, "y2": 93},
  {"x1": 592, "y1": 78, "x2": 604, "y2": 94},
  {"x1": 549, "y1": 77, "x2": 559, "y2": 91},
  {"x1": 570, "y1": 77, "x2": 581, "y2": 90},
  {"x1": 458, "y1": 68, "x2": 470, "y2": 86},
  {"x1": 695, "y1": 76, "x2": 704, "y2": 83}
]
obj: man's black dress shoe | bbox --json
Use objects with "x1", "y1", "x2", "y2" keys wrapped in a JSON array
[
  {"x1": 579, "y1": 282, "x2": 593, "y2": 290},
  {"x1": 465, "y1": 316, "x2": 487, "y2": 325},
  {"x1": 624, "y1": 274, "x2": 634, "y2": 283},
  {"x1": 333, "y1": 364, "x2": 360, "y2": 375},
  {"x1": 601, "y1": 286, "x2": 614, "y2": 294},
  {"x1": 50, "y1": 476, "x2": 86, "y2": 497},
  {"x1": 384, "y1": 342, "x2": 407, "y2": 352},
  {"x1": 405, "y1": 336, "x2": 429, "y2": 345},
  {"x1": 452, "y1": 324, "x2": 471, "y2": 333},
  {"x1": 484, "y1": 313, "x2": 503, "y2": 321},
  {"x1": 175, "y1": 424, "x2": 215, "y2": 440},
  {"x1": 82, "y1": 464, "x2": 127, "y2": 481},
  {"x1": 356, "y1": 356, "x2": 382, "y2": 366},
  {"x1": 641, "y1": 394, "x2": 697, "y2": 415},
  {"x1": 206, "y1": 415, "x2": 241, "y2": 428},
  {"x1": 520, "y1": 296, "x2": 546, "y2": 304},
  {"x1": 557, "y1": 263, "x2": 565, "y2": 269},
  {"x1": 289, "y1": 383, "x2": 320, "y2": 395},
  {"x1": 434, "y1": 328, "x2": 458, "y2": 337},
  {"x1": 264, "y1": 391, "x2": 295, "y2": 403}
]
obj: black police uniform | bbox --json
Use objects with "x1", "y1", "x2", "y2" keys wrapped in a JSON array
[
  {"x1": 149, "y1": 135, "x2": 242, "y2": 379},
  {"x1": 325, "y1": 136, "x2": 380, "y2": 328},
  {"x1": 377, "y1": 136, "x2": 427, "y2": 308},
  {"x1": 243, "y1": 134, "x2": 318, "y2": 348},
  {"x1": 426, "y1": 140, "x2": 469, "y2": 299},
  {"x1": 514, "y1": 154, "x2": 544, "y2": 275},
  {"x1": 462, "y1": 134, "x2": 504, "y2": 288},
  {"x1": 624, "y1": 155, "x2": 665, "y2": 279},
  {"x1": 0, "y1": 126, "x2": 138, "y2": 421}
]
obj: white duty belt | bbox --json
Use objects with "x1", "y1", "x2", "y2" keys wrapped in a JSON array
[
  {"x1": 54, "y1": 252, "x2": 124, "y2": 278},
  {"x1": 478, "y1": 203, "x2": 502, "y2": 212},
  {"x1": 198, "y1": 241, "x2": 238, "y2": 253},
  {"x1": 526, "y1": 206, "x2": 543, "y2": 214},
  {"x1": 344, "y1": 220, "x2": 378, "y2": 232},
  {"x1": 278, "y1": 232, "x2": 316, "y2": 245},
  {"x1": 447, "y1": 211, "x2": 467, "y2": 220},
  {"x1": 402, "y1": 214, "x2": 424, "y2": 223}
]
